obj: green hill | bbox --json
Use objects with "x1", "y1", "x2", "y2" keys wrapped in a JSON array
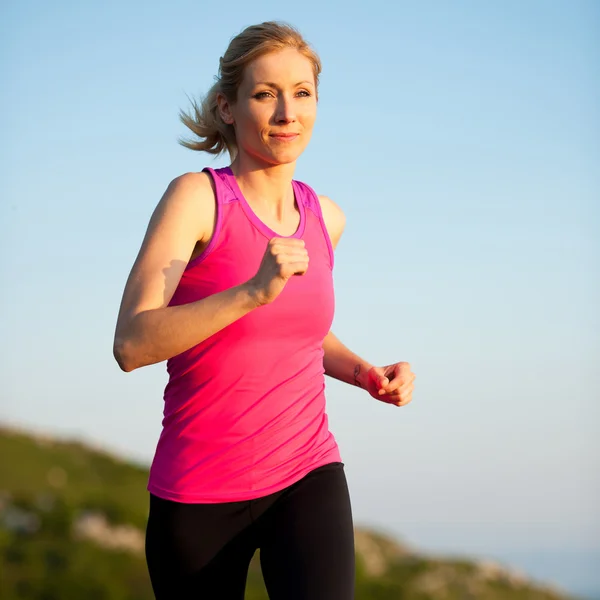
[{"x1": 0, "y1": 424, "x2": 574, "y2": 600}]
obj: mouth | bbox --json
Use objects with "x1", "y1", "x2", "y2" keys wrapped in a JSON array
[{"x1": 270, "y1": 133, "x2": 300, "y2": 141}]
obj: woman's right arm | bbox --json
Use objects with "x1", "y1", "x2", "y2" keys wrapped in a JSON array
[{"x1": 112, "y1": 172, "x2": 260, "y2": 372}]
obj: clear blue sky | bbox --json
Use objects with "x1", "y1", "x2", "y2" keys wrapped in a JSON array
[{"x1": 1, "y1": 0, "x2": 598, "y2": 595}]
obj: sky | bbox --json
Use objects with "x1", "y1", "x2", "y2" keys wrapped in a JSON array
[{"x1": 1, "y1": 0, "x2": 599, "y2": 595}]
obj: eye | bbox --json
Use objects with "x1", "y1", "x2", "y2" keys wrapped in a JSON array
[
  {"x1": 253, "y1": 91, "x2": 274, "y2": 99},
  {"x1": 297, "y1": 90, "x2": 312, "y2": 97}
]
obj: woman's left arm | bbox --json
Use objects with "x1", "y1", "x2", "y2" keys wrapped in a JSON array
[{"x1": 319, "y1": 195, "x2": 416, "y2": 407}]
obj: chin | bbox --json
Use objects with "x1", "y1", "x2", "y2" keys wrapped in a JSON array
[
  {"x1": 272, "y1": 154, "x2": 302, "y2": 166},
  {"x1": 267, "y1": 147, "x2": 306, "y2": 166},
  {"x1": 244, "y1": 141, "x2": 307, "y2": 167}
]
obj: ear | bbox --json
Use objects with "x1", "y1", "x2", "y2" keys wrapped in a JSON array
[{"x1": 216, "y1": 92, "x2": 235, "y2": 125}]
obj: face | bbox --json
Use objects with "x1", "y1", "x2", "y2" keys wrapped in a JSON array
[{"x1": 218, "y1": 48, "x2": 318, "y2": 167}]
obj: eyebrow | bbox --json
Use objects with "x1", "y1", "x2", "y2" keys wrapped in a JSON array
[{"x1": 253, "y1": 80, "x2": 314, "y2": 88}]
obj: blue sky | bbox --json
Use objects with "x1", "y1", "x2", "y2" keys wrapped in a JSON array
[{"x1": 1, "y1": 0, "x2": 598, "y2": 595}]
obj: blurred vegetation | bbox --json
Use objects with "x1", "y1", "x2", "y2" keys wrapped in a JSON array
[{"x1": 0, "y1": 425, "x2": 574, "y2": 600}]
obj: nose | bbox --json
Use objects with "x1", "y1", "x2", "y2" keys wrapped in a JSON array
[{"x1": 274, "y1": 95, "x2": 296, "y2": 123}]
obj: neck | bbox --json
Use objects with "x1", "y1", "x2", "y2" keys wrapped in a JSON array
[{"x1": 229, "y1": 153, "x2": 297, "y2": 219}]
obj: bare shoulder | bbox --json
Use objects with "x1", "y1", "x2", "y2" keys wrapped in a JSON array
[
  {"x1": 170, "y1": 170, "x2": 213, "y2": 193},
  {"x1": 166, "y1": 170, "x2": 215, "y2": 214},
  {"x1": 317, "y1": 194, "x2": 346, "y2": 249},
  {"x1": 160, "y1": 171, "x2": 216, "y2": 242}
]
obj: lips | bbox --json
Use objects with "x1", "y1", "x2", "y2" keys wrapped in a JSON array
[{"x1": 270, "y1": 133, "x2": 299, "y2": 139}]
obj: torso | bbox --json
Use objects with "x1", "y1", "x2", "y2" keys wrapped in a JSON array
[{"x1": 147, "y1": 166, "x2": 341, "y2": 502}]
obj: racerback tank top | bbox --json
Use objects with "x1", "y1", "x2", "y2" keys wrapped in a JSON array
[{"x1": 147, "y1": 166, "x2": 342, "y2": 503}]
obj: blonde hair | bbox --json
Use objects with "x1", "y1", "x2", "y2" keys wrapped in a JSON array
[{"x1": 178, "y1": 21, "x2": 321, "y2": 159}]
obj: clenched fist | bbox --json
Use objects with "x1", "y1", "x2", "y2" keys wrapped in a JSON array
[
  {"x1": 367, "y1": 362, "x2": 415, "y2": 407},
  {"x1": 247, "y1": 238, "x2": 309, "y2": 306}
]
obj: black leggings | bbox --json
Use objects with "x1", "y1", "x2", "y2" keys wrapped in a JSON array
[{"x1": 145, "y1": 462, "x2": 355, "y2": 599}]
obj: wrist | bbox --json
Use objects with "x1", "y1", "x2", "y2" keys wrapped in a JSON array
[
  {"x1": 353, "y1": 362, "x2": 373, "y2": 389},
  {"x1": 240, "y1": 281, "x2": 265, "y2": 310}
]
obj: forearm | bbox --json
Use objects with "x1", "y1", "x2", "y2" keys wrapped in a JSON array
[
  {"x1": 114, "y1": 283, "x2": 259, "y2": 372},
  {"x1": 323, "y1": 330, "x2": 374, "y2": 389}
]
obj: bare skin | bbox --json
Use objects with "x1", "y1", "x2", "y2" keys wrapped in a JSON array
[{"x1": 112, "y1": 48, "x2": 415, "y2": 406}]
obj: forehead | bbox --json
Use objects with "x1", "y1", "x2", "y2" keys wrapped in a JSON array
[{"x1": 243, "y1": 48, "x2": 315, "y2": 86}]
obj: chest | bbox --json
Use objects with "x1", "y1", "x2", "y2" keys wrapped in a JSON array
[{"x1": 173, "y1": 218, "x2": 335, "y2": 344}]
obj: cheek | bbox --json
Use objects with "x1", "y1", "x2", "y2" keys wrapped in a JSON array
[
  {"x1": 300, "y1": 105, "x2": 317, "y2": 128},
  {"x1": 244, "y1": 104, "x2": 270, "y2": 128},
  {"x1": 237, "y1": 109, "x2": 272, "y2": 144}
]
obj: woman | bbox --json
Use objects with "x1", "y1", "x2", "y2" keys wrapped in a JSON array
[{"x1": 113, "y1": 21, "x2": 415, "y2": 600}]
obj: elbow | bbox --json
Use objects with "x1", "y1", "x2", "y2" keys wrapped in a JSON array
[{"x1": 113, "y1": 337, "x2": 139, "y2": 372}]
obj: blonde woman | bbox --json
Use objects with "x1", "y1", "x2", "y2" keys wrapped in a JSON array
[{"x1": 113, "y1": 21, "x2": 416, "y2": 600}]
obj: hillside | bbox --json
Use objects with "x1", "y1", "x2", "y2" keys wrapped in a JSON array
[{"x1": 0, "y1": 424, "x2": 575, "y2": 599}]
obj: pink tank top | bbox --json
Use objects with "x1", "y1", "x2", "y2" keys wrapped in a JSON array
[{"x1": 147, "y1": 166, "x2": 342, "y2": 503}]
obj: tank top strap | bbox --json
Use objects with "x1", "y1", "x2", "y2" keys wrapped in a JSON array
[
  {"x1": 182, "y1": 167, "x2": 236, "y2": 270},
  {"x1": 202, "y1": 167, "x2": 239, "y2": 206},
  {"x1": 293, "y1": 179, "x2": 335, "y2": 270}
]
